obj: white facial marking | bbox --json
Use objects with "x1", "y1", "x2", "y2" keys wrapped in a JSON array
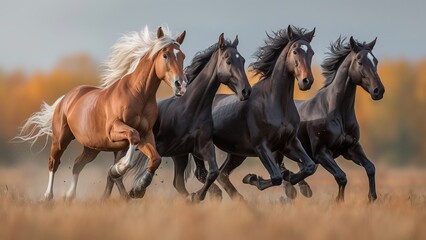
[
  {"x1": 173, "y1": 49, "x2": 180, "y2": 58},
  {"x1": 236, "y1": 53, "x2": 240, "y2": 59},
  {"x1": 300, "y1": 45, "x2": 308, "y2": 53},
  {"x1": 367, "y1": 52, "x2": 375, "y2": 67}
]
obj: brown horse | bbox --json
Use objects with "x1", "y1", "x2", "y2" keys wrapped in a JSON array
[{"x1": 16, "y1": 26, "x2": 187, "y2": 200}]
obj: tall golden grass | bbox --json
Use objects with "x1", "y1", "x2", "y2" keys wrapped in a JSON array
[{"x1": 1, "y1": 161, "x2": 425, "y2": 240}]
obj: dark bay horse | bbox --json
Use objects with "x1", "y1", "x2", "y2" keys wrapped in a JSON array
[
  {"x1": 105, "y1": 34, "x2": 252, "y2": 202},
  {"x1": 174, "y1": 26, "x2": 317, "y2": 200},
  {"x1": 276, "y1": 37, "x2": 385, "y2": 202},
  {"x1": 16, "y1": 26, "x2": 187, "y2": 200}
]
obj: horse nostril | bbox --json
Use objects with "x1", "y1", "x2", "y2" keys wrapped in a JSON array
[
  {"x1": 242, "y1": 89, "x2": 247, "y2": 96},
  {"x1": 373, "y1": 88, "x2": 379, "y2": 94},
  {"x1": 175, "y1": 81, "x2": 181, "y2": 88},
  {"x1": 303, "y1": 78, "x2": 309, "y2": 85}
]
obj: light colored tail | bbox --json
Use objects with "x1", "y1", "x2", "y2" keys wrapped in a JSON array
[
  {"x1": 13, "y1": 96, "x2": 64, "y2": 149},
  {"x1": 184, "y1": 154, "x2": 195, "y2": 182}
]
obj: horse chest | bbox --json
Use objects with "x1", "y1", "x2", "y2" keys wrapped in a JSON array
[{"x1": 322, "y1": 121, "x2": 358, "y2": 153}]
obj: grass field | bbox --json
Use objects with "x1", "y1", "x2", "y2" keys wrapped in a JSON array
[{"x1": 1, "y1": 159, "x2": 425, "y2": 240}]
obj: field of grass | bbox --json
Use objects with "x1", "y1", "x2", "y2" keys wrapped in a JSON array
[{"x1": 1, "y1": 159, "x2": 425, "y2": 240}]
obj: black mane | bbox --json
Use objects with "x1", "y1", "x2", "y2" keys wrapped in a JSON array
[
  {"x1": 321, "y1": 37, "x2": 367, "y2": 88},
  {"x1": 249, "y1": 26, "x2": 310, "y2": 80},
  {"x1": 185, "y1": 40, "x2": 233, "y2": 84}
]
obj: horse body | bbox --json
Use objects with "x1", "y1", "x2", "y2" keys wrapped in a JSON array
[
  {"x1": 17, "y1": 26, "x2": 187, "y2": 200},
  {"x1": 277, "y1": 37, "x2": 385, "y2": 201}
]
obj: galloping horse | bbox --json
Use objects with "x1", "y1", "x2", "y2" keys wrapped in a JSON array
[
  {"x1": 105, "y1": 34, "x2": 252, "y2": 202},
  {"x1": 276, "y1": 36, "x2": 385, "y2": 201},
  {"x1": 16, "y1": 26, "x2": 187, "y2": 200},
  {"x1": 174, "y1": 26, "x2": 317, "y2": 200}
]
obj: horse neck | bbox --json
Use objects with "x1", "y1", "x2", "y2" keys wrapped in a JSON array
[
  {"x1": 324, "y1": 55, "x2": 357, "y2": 117},
  {"x1": 262, "y1": 46, "x2": 295, "y2": 109},
  {"x1": 181, "y1": 52, "x2": 221, "y2": 114},
  {"x1": 123, "y1": 56, "x2": 161, "y2": 102}
]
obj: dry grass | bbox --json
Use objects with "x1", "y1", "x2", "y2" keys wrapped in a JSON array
[{"x1": 0, "y1": 161, "x2": 425, "y2": 240}]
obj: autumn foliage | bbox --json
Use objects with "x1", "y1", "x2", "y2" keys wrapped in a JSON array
[{"x1": 0, "y1": 55, "x2": 425, "y2": 166}]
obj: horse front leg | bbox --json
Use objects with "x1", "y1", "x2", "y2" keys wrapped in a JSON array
[
  {"x1": 242, "y1": 142, "x2": 282, "y2": 190},
  {"x1": 190, "y1": 140, "x2": 219, "y2": 203},
  {"x1": 102, "y1": 150, "x2": 129, "y2": 200},
  {"x1": 274, "y1": 151, "x2": 313, "y2": 199},
  {"x1": 343, "y1": 143, "x2": 377, "y2": 202},
  {"x1": 172, "y1": 154, "x2": 190, "y2": 196},
  {"x1": 283, "y1": 138, "x2": 316, "y2": 185},
  {"x1": 107, "y1": 120, "x2": 140, "y2": 179},
  {"x1": 315, "y1": 148, "x2": 347, "y2": 202},
  {"x1": 191, "y1": 155, "x2": 223, "y2": 200},
  {"x1": 129, "y1": 131, "x2": 161, "y2": 198}
]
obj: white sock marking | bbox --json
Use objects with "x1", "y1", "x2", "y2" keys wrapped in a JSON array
[{"x1": 44, "y1": 171, "x2": 54, "y2": 198}]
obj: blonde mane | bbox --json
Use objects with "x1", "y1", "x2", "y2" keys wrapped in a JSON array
[{"x1": 100, "y1": 25, "x2": 175, "y2": 89}]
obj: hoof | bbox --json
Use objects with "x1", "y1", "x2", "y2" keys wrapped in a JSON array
[
  {"x1": 43, "y1": 192, "x2": 53, "y2": 201},
  {"x1": 129, "y1": 188, "x2": 146, "y2": 199},
  {"x1": 283, "y1": 181, "x2": 297, "y2": 199},
  {"x1": 186, "y1": 193, "x2": 201, "y2": 204},
  {"x1": 209, "y1": 188, "x2": 223, "y2": 201},
  {"x1": 242, "y1": 174, "x2": 258, "y2": 185},
  {"x1": 299, "y1": 182, "x2": 313, "y2": 198},
  {"x1": 279, "y1": 196, "x2": 294, "y2": 205}
]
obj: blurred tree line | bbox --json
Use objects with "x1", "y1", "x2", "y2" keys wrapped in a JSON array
[{"x1": 0, "y1": 54, "x2": 424, "y2": 166}]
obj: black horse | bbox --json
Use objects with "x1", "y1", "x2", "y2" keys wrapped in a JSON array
[
  {"x1": 275, "y1": 36, "x2": 385, "y2": 202},
  {"x1": 173, "y1": 26, "x2": 317, "y2": 200},
  {"x1": 104, "y1": 34, "x2": 252, "y2": 202}
]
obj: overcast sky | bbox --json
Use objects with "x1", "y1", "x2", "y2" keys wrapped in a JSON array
[{"x1": 0, "y1": 0, "x2": 424, "y2": 71}]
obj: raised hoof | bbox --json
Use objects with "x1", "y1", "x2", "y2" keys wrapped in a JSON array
[
  {"x1": 299, "y1": 182, "x2": 313, "y2": 198},
  {"x1": 242, "y1": 174, "x2": 258, "y2": 185},
  {"x1": 283, "y1": 181, "x2": 297, "y2": 199},
  {"x1": 129, "y1": 188, "x2": 146, "y2": 199}
]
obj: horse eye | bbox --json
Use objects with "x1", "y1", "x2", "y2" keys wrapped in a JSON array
[
  {"x1": 163, "y1": 53, "x2": 168, "y2": 59},
  {"x1": 226, "y1": 59, "x2": 231, "y2": 65}
]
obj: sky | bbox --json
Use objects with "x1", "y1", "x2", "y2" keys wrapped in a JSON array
[{"x1": 0, "y1": 0, "x2": 425, "y2": 71}]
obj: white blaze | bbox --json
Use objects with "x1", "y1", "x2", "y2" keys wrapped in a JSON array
[
  {"x1": 367, "y1": 53, "x2": 375, "y2": 67},
  {"x1": 173, "y1": 49, "x2": 180, "y2": 58},
  {"x1": 236, "y1": 53, "x2": 240, "y2": 59}
]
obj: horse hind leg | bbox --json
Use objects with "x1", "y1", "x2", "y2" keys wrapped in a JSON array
[
  {"x1": 44, "y1": 128, "x2": 73, "y2": 200},
  {"x1": 65, "y1": 147, "x2": 99, "y2": 200}
]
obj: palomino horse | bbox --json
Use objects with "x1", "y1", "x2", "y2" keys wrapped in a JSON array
[
  {"x1": 174, "y1": 26, "x2": 317, "y2": 200},
  {"x1": 16, "y1": 26, "x2": 187, "y2": 200},
  {"x1": 276, "y1": 37, "x2": 385, "y2": 202},
  {"x1": 104, "y1": 34, "x2": 252, "y2": 202}
]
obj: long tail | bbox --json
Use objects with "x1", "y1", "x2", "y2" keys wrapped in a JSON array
[{"x1": 13, "y1": 96, "x2": 64, "y2": 149}]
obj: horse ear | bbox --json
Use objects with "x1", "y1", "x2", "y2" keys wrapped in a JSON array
[
  {"x1": 232, "y1": 35, "x2": 239, "y2": 47},
  {"x1": 157, "y1": 27, "x2": 164, "y2": 39},
  {"x1": 287, "y1": 25, "x2": 294, "y2": 40},
  {"x1": 305, "y1": 27, "x2": 315, "y2": 42},
  {"x1": 176, "y1": 30, "x2": 186, "y2": 45},
  {"x1": 349, "y1": 36, "x2": 360, "y2": 52},
  {"x1": 218, "y1": 33, "x2": 225, "y2": 49},
  {"x1": 365, "y1": 37, "x2": 377, "y2": 50}
]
